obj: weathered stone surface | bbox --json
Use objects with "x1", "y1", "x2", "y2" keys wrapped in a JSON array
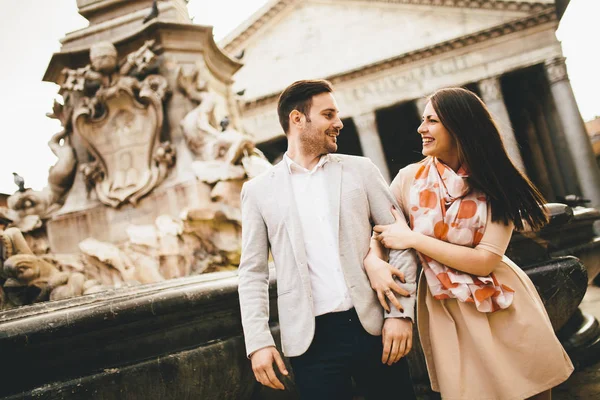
[
  {"x1": 191, "y1": 160, "x2": 246, "y2": 183},
  {"x1": 555, "y1": 284, "x2": 600, "y2": 399},
  {"x1": 0, "y1": 271, "x2": 271, "y2": 398},
  {"x1": 68, "y1": 0, "x2": 192, "y2": 49}
]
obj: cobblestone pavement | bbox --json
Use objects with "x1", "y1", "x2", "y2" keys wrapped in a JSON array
[{"x1": 554, "y1": 284, "x2": 600, "y2": 400}]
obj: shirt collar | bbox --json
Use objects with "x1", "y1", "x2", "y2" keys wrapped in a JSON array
[{"x1": 284, "y1": 153, "x2": 330, "y2": 174}]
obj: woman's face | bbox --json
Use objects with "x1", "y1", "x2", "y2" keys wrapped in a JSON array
[{"x1": 417, "y1": 101, "x2": 460, "y2": 169}]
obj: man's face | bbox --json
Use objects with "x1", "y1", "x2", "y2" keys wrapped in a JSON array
[{"x1": 300, "y1": 92, "x2": 344, "y2": 155}]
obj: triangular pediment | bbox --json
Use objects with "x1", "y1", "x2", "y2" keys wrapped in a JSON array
[{"x1": 226, "y1": 0, "x2": 553, "y2": 99}]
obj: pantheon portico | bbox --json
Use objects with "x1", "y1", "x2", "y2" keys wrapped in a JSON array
[{"x1": 221, "y1": 0, "x2": 600, "y2": 208}]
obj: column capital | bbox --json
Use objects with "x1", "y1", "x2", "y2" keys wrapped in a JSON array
[
  {"x1": 544, "y1": 57, "x2": 569, "y2": 84},
  {"x1": 414, "y1": 97, "x2": 429, "y2": 114},
  {"x1": 351, "y1": 111, "x2": 391, "y2": 182},
  {"x1": 479, "y1": 76, "x2": 503, "y2": 102},
  {"x1": 352, "y1": 111, "x2": 377, "y2": 131}
]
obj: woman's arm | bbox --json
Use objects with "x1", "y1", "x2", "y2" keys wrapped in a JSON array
[
  {"x1": 403, "y1": 230, "x2": 501, "y2": 276},
  {"x1": 374, "y1": 208, "x2": 512, "y2": 276}
]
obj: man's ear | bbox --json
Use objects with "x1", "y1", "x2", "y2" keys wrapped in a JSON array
[{"x1": 289, "y1": 110, "x2": 304, "y2": 130}]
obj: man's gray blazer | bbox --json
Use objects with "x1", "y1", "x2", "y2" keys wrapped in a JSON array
[{"x1": 238, "y1": 154, "x2": 418, "y2": 357}]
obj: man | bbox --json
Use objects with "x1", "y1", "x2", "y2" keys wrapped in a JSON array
[{"x1": 238, "y1": 79, "x2": 418, "y2": 399}]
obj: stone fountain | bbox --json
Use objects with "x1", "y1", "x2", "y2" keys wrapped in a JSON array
[{"x1": 0, "y1": 0, "x2": 270, "y2": 310}]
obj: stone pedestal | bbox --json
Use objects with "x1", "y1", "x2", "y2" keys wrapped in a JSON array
[
  {"x1": 47, "y1": 179, "x2": 214, "y2": 254},
  {"x1": 41, "y1": 1, "x2": 244, "y2": 251},
  {"x1": 545, "y1": 57, "x2": 600, "y2": 209},
  {"x1": 64, "y1": 0, "x2": 192, "y2": 51},
  {"x1": 479, "y1": 76, "x2": 526, "y2": 172},
  {"x1": 352, "y1": 111, "x2": 391, "y2": 182}
]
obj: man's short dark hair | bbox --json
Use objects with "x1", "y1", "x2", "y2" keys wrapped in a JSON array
[{"x1": 277, "y1": 79, "x2": 333, "y2": 134}]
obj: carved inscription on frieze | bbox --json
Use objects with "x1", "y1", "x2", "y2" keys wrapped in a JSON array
[{"x1": 339, "y1": 54, "x2": 479, "y2": 103}]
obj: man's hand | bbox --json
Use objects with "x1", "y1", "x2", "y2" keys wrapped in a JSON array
[
  {"x1": 250, "y1": 346, "x2": 289, "y2": 390},
  {"x1": 381, "y1": 318, "x2": 413, "y2": 366}
]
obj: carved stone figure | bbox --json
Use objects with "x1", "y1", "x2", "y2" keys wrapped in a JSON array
[
  {"x1": 9, "y1": 119, "x2": 78, "y2": 226},
  {"x1": 83, "y1": 40, "x2": 158, "y2": 90},
  {"x1": 49, "y1": 272, "x2": 86, "y2": 301},
  {"x1": 47, "y1": 103, "x2": 77, "y2": 202},
  {"x1": 0, "y1": 227, "x2": 34, "y2": 260},
  {"x1": 177, "y1": 66, "x2": 271, "y2": 183},
  {"x1": 6, "y1": 118, "x2": 77, "y2": 234},
  {"x1": 178, "y1": 67, "x2": 221, "y2": 156},
  {"x1": 0, "y1": 206, "x2": 248, "y2": 309},
  {"x1": 2, "y1": 254, "x2": 70, "y2": 305},
  {"x1": 7, "y1": 192, "x2": 48, "y2": 226},
  {"x1": 86, "y1": 41, "x2": 119, "y2": 87},
  {"x1": 0, "y1": 227, "x2": 66, "y2": 306}
]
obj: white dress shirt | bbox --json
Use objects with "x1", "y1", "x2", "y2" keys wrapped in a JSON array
[{"x1": 284, "y1": 153, "x2": 353, "y2": 316}]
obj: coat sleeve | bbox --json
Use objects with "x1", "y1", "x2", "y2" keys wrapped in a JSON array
[
  {"x1": 238, "y1": 182, "x2": 276, "y2": 357},
  {"x1": 362, "y1": 159, "x2": 419, "y2": 321}
]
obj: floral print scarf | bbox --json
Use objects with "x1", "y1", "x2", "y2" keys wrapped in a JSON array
[{"x1": 409, "y1": 157, "x2": 514, "y2": 312}]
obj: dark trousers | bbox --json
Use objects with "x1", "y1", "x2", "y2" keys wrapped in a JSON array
[{"x1": 289, "y1": 308, "x2": 416, "y2": 400}]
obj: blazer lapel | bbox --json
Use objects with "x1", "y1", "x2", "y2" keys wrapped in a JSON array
[
  {"x1": 272, "y1": 162, "x2": 309, "y2": 277},
  {"x1": 325, "y1": 156, "x2": 342, "y2": 248}
]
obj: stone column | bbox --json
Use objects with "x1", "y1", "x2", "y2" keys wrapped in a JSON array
[
  {"x1": 415, "y1": 97, "x2": 429, "y2": 115},
  {"x1": 545, "y1": 57, "x2": 600, "y2": 208},
  {"x1": 479, "y1": 77, "x2": 526, "y2": 172},
  {"x1": 352, "y1": 111, "x2": 391, "y2": 182}
]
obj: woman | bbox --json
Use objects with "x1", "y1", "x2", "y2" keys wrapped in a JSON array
[{"x1": 365, "y1": 87, "x2": 573, "y2": 400}]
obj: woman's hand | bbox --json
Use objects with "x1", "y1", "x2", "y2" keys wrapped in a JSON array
[
  {"x1": 364, "y1": 252, "x2": 408, "y2": 313},
  {"x1": 373, "y1": 207, "x2": 415, "y2": 250}
]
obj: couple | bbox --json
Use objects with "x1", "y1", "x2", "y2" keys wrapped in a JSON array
[{"x1": 237, "y1": 80, "x2": 573, "y2": 400}]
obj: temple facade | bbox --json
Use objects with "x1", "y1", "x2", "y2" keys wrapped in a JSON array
[{"x1": 221, "y1": 0, "x2": 600, "y2": 208}]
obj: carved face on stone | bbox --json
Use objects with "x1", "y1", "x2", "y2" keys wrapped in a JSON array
[
  {"x1": 7, "y1": 190, "x2": 48, "y2": 218},
  {"x1": 90, "y1": 42, "x2": 118, "y2": 74},
  {"x1": 3, "y1": 254, "x2": 41, "y2": 284}
]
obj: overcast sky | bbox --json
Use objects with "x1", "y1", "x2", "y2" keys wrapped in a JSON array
[{"x1": 0, "y1": 0, "x2": 597, "y2": 194}]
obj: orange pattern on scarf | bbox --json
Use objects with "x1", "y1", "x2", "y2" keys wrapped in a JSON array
[{"x1": 409, "y1": 157, "x2": 514, "y2": 313}]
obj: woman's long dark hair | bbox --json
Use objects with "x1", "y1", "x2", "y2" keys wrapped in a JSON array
[{"x1": 429, "y1": 87, "x2": 548, "y2": 231}]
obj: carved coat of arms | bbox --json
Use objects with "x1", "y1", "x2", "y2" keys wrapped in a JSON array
[{"x1": 68, "y1": 41, "x2": 175, "y2": 208}]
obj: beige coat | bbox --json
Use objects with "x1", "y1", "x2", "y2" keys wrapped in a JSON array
[{"x1": 238, "y1": 154, "x2": 418, "y2": 357}]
